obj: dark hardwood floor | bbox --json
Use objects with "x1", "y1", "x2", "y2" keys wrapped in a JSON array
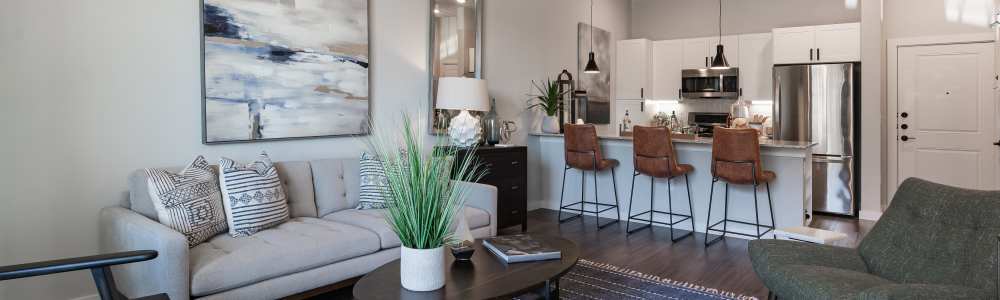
[{"x1": 315, "y1": 209, "x2": 874, "y2": 299}]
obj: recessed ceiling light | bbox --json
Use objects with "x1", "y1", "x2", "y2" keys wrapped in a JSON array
[{"x1": 456, "y1": 0, "x2": 466, "y2": 3}]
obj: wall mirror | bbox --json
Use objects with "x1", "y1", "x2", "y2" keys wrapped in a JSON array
[{"x1": 428, "y1": 0, "x2": 483, "y2": 134}]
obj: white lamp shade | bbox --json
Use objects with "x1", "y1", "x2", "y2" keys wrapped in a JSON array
[{"x1": 436, "y1": 77, "x2": 489, "y2": 112}]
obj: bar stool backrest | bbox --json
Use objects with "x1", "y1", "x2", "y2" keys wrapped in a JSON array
[
  {"x1": 632, "y1": 126, "x2": 681, "y2": 178},
  {"x1": 711, "y1": 127, "x2": 765, "y2": 184},
  {"x1": 564, "y1": 124, "x2": 604, "y2": 170}
]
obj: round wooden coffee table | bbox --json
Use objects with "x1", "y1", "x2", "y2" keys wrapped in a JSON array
[{"x1": 353, "y1": 236, "x2": 579, "y2": 300}]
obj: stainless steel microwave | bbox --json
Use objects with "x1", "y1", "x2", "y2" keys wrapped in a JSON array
[{"x1": 681, "y1": 68, "x2": 739, "y2": 99}]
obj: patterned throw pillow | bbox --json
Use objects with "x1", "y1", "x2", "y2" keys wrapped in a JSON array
[
  {"x1": 357, "y1": 152, "x2": 392, "y2": 210},
  {"x1": 218, "y1": 152, "x2": 290, "y2": 237},
  {"x1": 145, "y1": 156, "x2": 228, "y2": 247}
]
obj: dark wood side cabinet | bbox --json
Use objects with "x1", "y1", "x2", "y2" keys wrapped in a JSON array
[{"x1": 454, "y1": 146, "x2": 528, "y2": 232}]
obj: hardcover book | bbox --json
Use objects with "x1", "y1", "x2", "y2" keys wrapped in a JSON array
[{"x1": 482, "y1": 234, "x2": 561, "y2": 263}]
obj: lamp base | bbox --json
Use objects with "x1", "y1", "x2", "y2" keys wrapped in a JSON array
[{"x1": 449, "y1": 110, "x2": 482, "y2": 147}]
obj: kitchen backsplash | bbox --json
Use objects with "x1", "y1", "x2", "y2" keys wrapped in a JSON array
[{"x1": 639, "y1": 99, "x2": 773, "y2": 125}]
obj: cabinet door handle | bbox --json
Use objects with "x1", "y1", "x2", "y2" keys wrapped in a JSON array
[
  {"x1": 817, "y1": 48, "x2": 821, "y2": 61},
  {"x1": 678, "y1": 89, "x2": 681, "y2": 99},
  {"x1": 511, "y1": 185, "x2": 520, "y2": 190},
  {"x1": 511, "y1": 161, "x2": 520, "y2": 166},
  {"x1": 640, "y1": 88, "x2": 644, "y2": 99},
  {"x1": 705, "y1": 57, "x2": 709, "y2": 67},
  {"x1": 810, "y1": 48, "x2": 814, "y2": 61}
]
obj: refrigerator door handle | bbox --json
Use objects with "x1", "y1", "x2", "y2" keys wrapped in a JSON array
[{"x1": 813, "y1": 156, "x2": 853, "y2": 163}]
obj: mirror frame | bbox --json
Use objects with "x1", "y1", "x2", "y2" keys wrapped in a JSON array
[{"x1": 427, "y1": 0, "x2": 484, "y2": 135}]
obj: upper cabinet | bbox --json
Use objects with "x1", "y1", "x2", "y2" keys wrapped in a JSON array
[
  {"x1": 616, "y1": 39, "x2": 651, "y2": 100},
  {"x1": 739, "y1": 33, "x2": 773, "y2": 100},
  {"x1": 650, "y1": 40, "x2": 683, "y2": 100},
  {"x1": 773, "y1": 23, "x2": 860, "y2": 64},
  {"x1": 681, "y1": 36, "x2": 738, "y2": 69}
]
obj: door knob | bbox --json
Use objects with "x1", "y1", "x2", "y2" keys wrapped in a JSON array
[
  {"x1": 900, "y1": 124, "x2": 909, "y2": 130},
  {"x1": 901, "y1": 135, "x2": 915, "y2": 141},
  {"x1": 900, "y1": 112, "x2": 909, "y2": 118}
]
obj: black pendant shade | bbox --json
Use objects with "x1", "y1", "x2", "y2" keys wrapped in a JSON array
[
  {"x1": 584, "y1": 52, "x2": 600, "y2": 74},
  {"x1": 710, "y1": 44, "x2": 729, "y2": 69}
]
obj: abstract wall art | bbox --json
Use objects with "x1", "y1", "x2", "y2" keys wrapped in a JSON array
[{"x1": 202, "y1": 0, "x2": 370, "y2": 144}]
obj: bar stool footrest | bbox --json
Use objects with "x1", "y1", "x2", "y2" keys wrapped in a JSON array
[{"x1": 705, "y1": 219, "x2": 775, "y2": 244}]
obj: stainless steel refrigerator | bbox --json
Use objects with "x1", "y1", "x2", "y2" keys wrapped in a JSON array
[{"x1": 773, "y1": 63, "x2": 860, "y2": 217}]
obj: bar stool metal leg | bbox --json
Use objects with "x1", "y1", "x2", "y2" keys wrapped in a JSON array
[
  {"x1": 705, "y1": 178, "x2": 721, "y2": 246},
  {"x1": 684, "y1": 174, "x2": 696, "y2": 238},
  {"x1": 723, "y1": 183, "x2": 730, "y2": 239},
  {"x1": 558, "y1": 165, "x2": 581, "y2": 223},
  {"x1": 767, "y1": 182, "x2": 776, "y2": 237},
  {"x1": 753, "y1": 183, "x2": 761, "y2": 238},
  {"x1": 611, "y1": 168, "x2": 621, "y2": 222},
  {"x1": 626, "y1": 171, "x2": 638, "y2": 233}
]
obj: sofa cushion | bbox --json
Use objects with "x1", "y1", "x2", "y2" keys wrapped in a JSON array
[
  {"x1": 273, "y1": 161, "x2": 317, "y2": 218},
  {"x1": 189, "y1": 218, "x2": 380, "y2": 297},
  {"x1": 323, "y1": 207, "x2": 491, "y2": 249},
  {"x1": 310, "y1": 159, "x2": 361, "y2": 216}
]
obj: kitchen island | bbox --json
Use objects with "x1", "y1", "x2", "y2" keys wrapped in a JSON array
[{"x1": 527, "y1": 132, "x2": 817, "y2": 238}]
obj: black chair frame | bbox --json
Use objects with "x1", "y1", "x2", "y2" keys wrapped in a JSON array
[
  {"x1": 558, "y1": 149, "x2": 621, "y2": 229},
  {"x1": 625, "y1": 153, "x2": 696, "y2": 242},
  {"x1": 704, "y1": 159, "x2": 776, "y2": 247}
]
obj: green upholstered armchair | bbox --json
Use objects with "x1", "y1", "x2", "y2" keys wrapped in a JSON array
[{"x1": 749, "y1": 178, "x2": 1000, "y2": 300}]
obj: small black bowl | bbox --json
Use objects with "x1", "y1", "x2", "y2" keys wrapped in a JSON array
[{"x1": 450, "y1": 241, "x2": 476, "y2": 261}]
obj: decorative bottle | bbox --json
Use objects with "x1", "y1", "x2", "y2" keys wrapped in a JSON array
[{"x1": 482, "y1": 98, "x2": 501, "y2": 145}]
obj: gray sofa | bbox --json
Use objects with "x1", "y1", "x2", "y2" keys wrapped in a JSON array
[{"x1": 99, "y1": 158, "x2": 498, "y2": 300}]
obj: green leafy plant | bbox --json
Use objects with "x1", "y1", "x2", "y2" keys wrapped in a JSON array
[
  {"x1": 527, "y1": 79, "x2": 567, "y2": 117},
  {"x1": 367, "y1": 115, "x2": 486, "y2": 249}
]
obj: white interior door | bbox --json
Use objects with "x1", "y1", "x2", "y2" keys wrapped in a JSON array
[{"x1": 897, "y1": 42, "x2": 997, "y2": 191}]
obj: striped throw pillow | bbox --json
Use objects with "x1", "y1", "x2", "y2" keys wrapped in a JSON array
[
  {"x1": 145, "y1": 156, "x2": 228, "y2": 247},
  {"x1": 357, "y1": 152, "x2": 392, "y2": 210},
  {"x1": 218, "y1": 152, "x2": 290, "y2": 237}
]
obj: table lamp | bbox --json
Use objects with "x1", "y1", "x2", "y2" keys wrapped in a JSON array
[{"x1": 436, "y1": 77, "x2": 490, "y2": 147}]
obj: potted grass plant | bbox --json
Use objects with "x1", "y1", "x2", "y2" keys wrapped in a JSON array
[
  {"x1": 527, "y1": 79, "x2": 567, "y2": 134},
  {"x1": 367, "y1": 115, "x2": 485, "y2": 292}
]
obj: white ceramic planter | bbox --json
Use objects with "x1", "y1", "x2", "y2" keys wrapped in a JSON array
[
  {"x1": 400, "y1": 246, "x2": 446, "y2": 291},
  {"x1": 541, "y1": 115, "x2": 561, "y2": 134}
]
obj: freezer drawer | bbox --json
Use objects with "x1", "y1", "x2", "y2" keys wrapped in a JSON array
[{"x1": 812, "y1": 155, "x2": 855, "y2": 216}]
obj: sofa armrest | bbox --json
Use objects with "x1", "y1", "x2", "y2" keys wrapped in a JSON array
[
  {"x1": 99, "y1": 207, "x2": 190, "y2": 300},
  {"x1": 455, "y1": 181, "x2": 498, "y2": 237}
]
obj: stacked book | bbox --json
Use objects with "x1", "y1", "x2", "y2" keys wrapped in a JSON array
[{"x1": 482, "y1": 234, "x2": 561, "y2": 263}]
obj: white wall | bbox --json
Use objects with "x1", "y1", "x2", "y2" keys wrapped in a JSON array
[
  {"x1": 630, "y1": 0, "x2": 861, "y2": 40},
  {"x1": 0, "y1": 0, "x2": 430, "y2": 299},
  {"x1": 859, "y1": 0, "x2": 886, "y2": 219},
  {"x1": 484, "y1": 0, "x2": 631, "y2": 210}
]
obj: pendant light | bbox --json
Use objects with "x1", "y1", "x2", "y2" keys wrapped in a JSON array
[
  {"x1": 710, "y1": 0, "x2": 730, "y2": 69},
  {"x1": 584, "y1": 0, "x2": 600, "y2": 74}
]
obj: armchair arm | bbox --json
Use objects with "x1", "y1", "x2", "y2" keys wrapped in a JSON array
[
  {"x1": 0, "y1": 250, "x2": 157, "y2": 280},
  {"x1": 100, "y1": 207, "x2": 189, "y2": 300},
  {"x1": 455, "y1": 181, "x2": 498, "y2": 237}
]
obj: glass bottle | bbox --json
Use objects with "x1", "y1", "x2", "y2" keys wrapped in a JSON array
[
  {"x1": 668, "y1": 111, "x2": 681, "y2": 132},
  {"x1": 730, "y1": 96, "x2": 752, "y2": 128},
  {"x1": 623, "y1": 109, "x2": 633, "y2": 131},
  {"x1": 482, "y1": 97, "x2": 501, "y2": 145}
]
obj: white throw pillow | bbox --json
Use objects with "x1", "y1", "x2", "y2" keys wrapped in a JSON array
[
  {"x1": 218, "y1": 152, "x2": 290, "y2": 237},
  {"x1": 145, "y1": 156, "x2": 228, "y2": 247}
]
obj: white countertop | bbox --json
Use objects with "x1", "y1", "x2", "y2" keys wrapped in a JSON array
[{"x1": 530, "y1": 132, "x2": 817, "y2": 150}]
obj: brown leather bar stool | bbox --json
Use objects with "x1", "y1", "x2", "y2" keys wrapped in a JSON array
[
  {"x1": 558, "y1": 124, "x2": 622, "y2": 229},
  {"x1": 625, "y1": 126, "x2": 696, "y2": 242},
  {"x1": 704, "y1": 127, "x2": 777, "y2": 247}
]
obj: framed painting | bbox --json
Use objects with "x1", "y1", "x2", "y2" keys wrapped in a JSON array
[{"x1": 201, "y1": 0, "x2": 370, "y2": 144}]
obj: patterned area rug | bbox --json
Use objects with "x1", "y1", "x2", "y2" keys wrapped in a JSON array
[{"x1": 558, "y1": 260, "x2": 758, "y2": 300}]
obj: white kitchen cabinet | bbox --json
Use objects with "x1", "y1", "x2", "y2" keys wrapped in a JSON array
[
  {"x1": 682, "y1": 37, "x2": 714, "y2": 69},
  {"x1": 650, "y1": 40, "x2": 683, "y2": 100},
  {"x1": 773, "y1": 23, "x2": 859, "y2": 64},
  {"x1": 682, "y1": 36, "x2": 739, "y2": 69},
  {"x1": 615, "y1": 39, "x2": 651, "y2": 100},
  {"x1": 814, "y1": 23, "x2": 861, "y2": 63},
  {"x1": 739, "y1": 33, "x2": 773, "y2": 100}
]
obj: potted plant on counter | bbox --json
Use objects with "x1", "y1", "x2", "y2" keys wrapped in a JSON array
[
  {"x1": 367, "y1": 115, "x2": 485, "y2": 292},
  {"x1": 528, "y1": 79, "x2": 566, "y2": 134}
]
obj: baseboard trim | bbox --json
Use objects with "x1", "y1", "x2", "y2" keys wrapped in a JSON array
[
  {"x1": 859, "y1": 210, "x2": 882, "y2": 221},
  {"x1": 69, "y1": 294, "x2": 99, "y2": 300}
]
